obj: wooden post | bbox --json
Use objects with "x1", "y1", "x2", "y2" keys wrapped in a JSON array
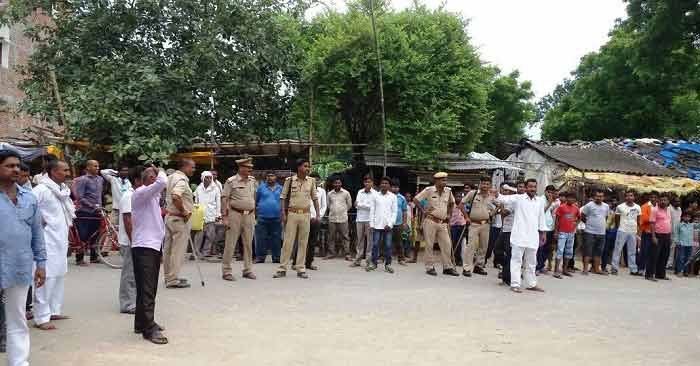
[{"x1": 309, "y1": 87, "x2": 315, "y2": 165}]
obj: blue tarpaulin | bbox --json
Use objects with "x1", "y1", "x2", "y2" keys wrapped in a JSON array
[{"x1": 0, "y1": 142, "x2": 47, "y2": 161}]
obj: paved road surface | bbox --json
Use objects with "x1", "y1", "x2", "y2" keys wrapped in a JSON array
[{"x1": 10, "y1": 259, "x2": 700, "y2": 366}]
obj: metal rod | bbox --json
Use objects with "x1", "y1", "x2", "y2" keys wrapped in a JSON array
[{"x1": 369, "y1": 0, "x2": 388, "y2": 176}]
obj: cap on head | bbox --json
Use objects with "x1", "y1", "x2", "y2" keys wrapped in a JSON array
[
  {"x1": 433, "y1": 172, "x2": 448, "y2": 179},
  {"x1": 236, "y1": 157, "x2": 254, "y2": 168}
]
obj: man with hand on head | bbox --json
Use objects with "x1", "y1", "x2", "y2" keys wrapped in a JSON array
[{"x1": 131, "y1": 165, "x2": 168, "y2": 344}]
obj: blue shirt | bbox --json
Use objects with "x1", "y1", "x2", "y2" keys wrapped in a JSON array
[
  {"x1": 73, "y1": 174, "x2": 104, "y2": 214},
  {"x1": 0, "y1": 184, "x2": 47, "y2": 289},
  {"x1": 256, "y1": 183, "x2": 282, "y2": 219},
  {"x1": 675, "y1": 222, "x2": 695, "y2": 247},
  {"x1": 395, "y1": 193, "x2": 407, "y2": 226}
]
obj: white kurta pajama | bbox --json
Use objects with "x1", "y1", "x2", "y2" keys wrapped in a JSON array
[
  {"x1": 496, "y1": 193, "x2": 546, "y2": 289},
  {"x1": 32, "y1": 178, "x2": 74, "y2": 325}
]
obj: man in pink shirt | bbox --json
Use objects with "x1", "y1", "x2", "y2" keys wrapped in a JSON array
[
  {"x1": 647, "y1": 194, "x2": 672, "y2": 282},
  {"x1": 130, "y1": 166, "x2": 168, "y2": 344}
]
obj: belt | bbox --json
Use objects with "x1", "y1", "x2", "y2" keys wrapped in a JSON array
[
  {"x1": 470, "y1": 219, "x2": 490, "y2": 225},
  {"x1": 231, "y1": 207, "x2": 254, "y2": 215},
  {"x1": 426, "y1": 215, "x2": 446, "y2": 224},
  {"x1": 288, "y1": 208, "x2": 310, "y2": 214}
]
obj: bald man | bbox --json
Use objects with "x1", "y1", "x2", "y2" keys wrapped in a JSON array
[{"x1": 73, "y1": 159, "x2": 104, "y2": 265}]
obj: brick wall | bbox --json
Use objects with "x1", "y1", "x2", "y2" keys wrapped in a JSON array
[{"x1": 0, "y1": 10, "x2": 51, "y2": 140}]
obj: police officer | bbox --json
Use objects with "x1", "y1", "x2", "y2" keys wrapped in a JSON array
[
  {"x1": 221, "y1": 158, "x2": 257, "y2": 281},
  {"x1": 274, "y1": 159, "x2": 320, "y2": 279},
  {"x1": 413, "y1": 172, "x2": 460, "y2": 277},
  {"x1": 164, "y1": 158, "x2": 195, "y2": 289}
]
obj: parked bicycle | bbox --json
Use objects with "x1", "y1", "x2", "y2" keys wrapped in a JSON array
[{"x1": 68, "y1": 207, "x2": 123, "y2": 269}]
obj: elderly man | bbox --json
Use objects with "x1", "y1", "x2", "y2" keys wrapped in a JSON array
[
  {"x1": 72, "y1": 159, "x2": 104, "y2": 265},
  {"x1": 414, "y1": 172, "x2": 460, "y2": 277},
  {"x1": 0, "y1": 149, "x2": 47, "y2": 365},
  {"x1": 194, "y1": 171, "x2": 221, "y2": 258},
  {"x1": 163, "y1": 159, "x2": 195, "y2": 289},
  {"x1": 131, "y1": 166, "x2": 169, "y2": 344},
  {"x1": 222, "y1": 158, "x2": 257, "y2": 281},
  {"x1": 32, "y1": 160, "x2": 75, "y2": 330},
  {"x1": 495, "y1": 179, "x2": 547, "y2": 293}
]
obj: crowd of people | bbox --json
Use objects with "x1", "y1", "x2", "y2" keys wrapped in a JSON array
[{"x1": 1, "y1": 148, "x2": 699, "y2": 365}]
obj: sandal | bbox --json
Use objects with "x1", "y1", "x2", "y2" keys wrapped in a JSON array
[
  {"x1": 222, "y1": 273, "x2": 236, "y2": 281},
  {"x1": 242, "y1": 272, "x2": 257, "y2": 280},
  {"x1": 510, "y1": 287, "x2": 522, "y2": 293},
  {"x1": 50, "y1": 315, "x2": 71, "y2": 321},
  {"x1": 35, "y1": 322, "x2": 57, "y2": 331},
  {"x1": 553, "y1": 272, "x2": 562, "y2": 279}
]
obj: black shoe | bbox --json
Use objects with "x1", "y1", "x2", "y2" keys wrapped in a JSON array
[
  {"x1": 143, "y1": 330, "x2": 168, "y2": 345},
  {"x1": 443, "y1": 268, "x2": 459, "y2": 276},
  {"x1": 273, "y1": 271, "x2": 286, "y2": 278},
  {"x1": 297, "y1": 272, "x2": 309, "y2": 279},
  {"x1": 646, "y1": 277, "x2": 658, "y2": 282},
  {"x1": 255, "y1": 258, "x2": 265, "y2": 264},
  {"x1": 121, "y1": 308, "x2": 136, "y2": 315},
  {"x1": 426, "y1": 268, "x2": 438, "y2": 276},
  {"x1": 463, "y1": 270, "x2": 472, "y2": 277},
  {"x1": 272, "y1": 259, "x2": 281, "y2": 264},
  {"x1": 631, "y1": 272, "x2": 643, "y2": 277},
  {"x1": 135, "y1": 323, "x2": 165, "y2": 334},
  {"x1": 474, "y1": 267, "x2": 488, "y2": 276}
]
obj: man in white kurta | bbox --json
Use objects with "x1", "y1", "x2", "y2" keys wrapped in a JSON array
[
  {"x1": 32, "y1": 160, "x2": 75, "y2": 329},
  {"x1": 496, "y1": 179, "x2": 547, "y2": 293}
]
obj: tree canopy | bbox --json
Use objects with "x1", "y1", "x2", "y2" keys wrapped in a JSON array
[
  {"x1": 2, "y1": 0, "x2": 307, "y2": 162},
  {"x1": 541, "y1": 0, "x2": 700, "y2": 141}
]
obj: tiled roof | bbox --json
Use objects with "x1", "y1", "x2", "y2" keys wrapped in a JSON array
[{"x1": 523, "y1": 140, "x2": 681, "y2": 177}]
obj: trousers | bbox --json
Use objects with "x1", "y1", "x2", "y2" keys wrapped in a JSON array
[
  {"x1": 422, "y1": 220, "x2": 455, "y2": 270},
  {"x1": 75, "y1": 211, "x2": 100, "y2": 263},
  {"x1": 3, "y1": 285, "x2": 30, "y2": 366},
  {"x1": 163, "y1": 216, "x2": 190, "y2": 286},
  {"x1": 354, "y1": 221, "x2": 372, "y2": 262},
  {"x1": 612, "y1": 231, "x2": 638, "y2": 273},
  {"x1": 119, "y1": 245, "x2": 136, "y2": 312},
  {"x1": 391, "y1": 225, "x2": 407, "y2": 262},
  {"x1": 463, "y1": 222, "x2": 490, "y2": 271},
  {"x1": 646, "y1": 233, "x2": 671, "y2": 279},
  {"x1": 33, "y1": 276, "x2": 65, "y2": 325},
  {"x1": 450, "y1": 225, "x2": 465, "y2": 267},
  {"x1": 486, "y1": 226, "x2": 501, "y2": 265},
  {"x1": 371, "y1": 229, "x2": 393, "y2": 265},
  {"x1": 497, "y1": 232, "x2": 512, "y2": 285},
  {"x1": 536, "y1": 231, "x2": 555, "y2": 271},
  {"x1": 223, "y1": 211, "x2": 255, "y2": 275},
  {"x1": 279, "y1": 212, "x2": 311, "y2": 273},
  {"x1": 328, "y1": 222, "x2": 350, "y2": 256},
  {"x1": 510, "y1": 245, "x2": 537, "y2": 289},
  {"x1": 193, "y1": 222, "x2": 218, "y2": 257},
  {"x1": 255, "y1": 218, "x2": 282, "y2": 262},
  {"x1": 133, "y1": 247, "x2": 162, "y2": 336},
  {"x1": 293, "y1": 219, "x2": 320, "y2": 268}
]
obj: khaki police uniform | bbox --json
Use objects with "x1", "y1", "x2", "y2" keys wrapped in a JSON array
[
  {"x1": 164, "y1": 170, "x2": 194, "y2": 287},
  {"x1": 415, "y1": 181, "x2": 456, "y2": 271},
  {"x1": 463, "y1": 190, "x2": 496, "y2": 272},
  {"x1": 278, "y1": 175, "x2": 318, "y2": 273},
  {"x1": 222, "y1": 164, "x2": 257, "y2": 277}
]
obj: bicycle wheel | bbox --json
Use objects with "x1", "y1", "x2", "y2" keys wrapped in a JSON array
[{"x1": 97, "y1": 230, "x2": 123, "y2": 269}]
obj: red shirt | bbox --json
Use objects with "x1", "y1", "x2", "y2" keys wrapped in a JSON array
[{"x1": 555, "y1": 203, "x2": 580, "y2": 233}]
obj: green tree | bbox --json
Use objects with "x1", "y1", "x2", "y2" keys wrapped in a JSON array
[
  {"x1": 477, "y1": 70, "x2": 535, "y2": 158},
  {"x1": 293, "y1": 0, "x2": 491, "y2": 164},
  {"x1": 541, "y1": 1, "x2": 700, "y2": 141},
  {"x1": 1, "y1": 0, "x2": 307, "y2": 162}
]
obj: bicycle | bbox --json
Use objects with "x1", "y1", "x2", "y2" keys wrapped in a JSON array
[{"x1": 68, "y1": 207, "x2": 123, "y2": 269}]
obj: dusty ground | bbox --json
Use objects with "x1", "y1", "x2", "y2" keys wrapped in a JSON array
[{"x1": 8, "y1": 257, "x2": 700, "y2": 366}]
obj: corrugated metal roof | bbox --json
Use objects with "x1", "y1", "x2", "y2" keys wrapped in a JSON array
[
  {"x1": 523, "y1": 140, "x2": 681, "y2": 177},
  {"x1": 363, "y1": 151, "x2": 521, "y2": 172}
]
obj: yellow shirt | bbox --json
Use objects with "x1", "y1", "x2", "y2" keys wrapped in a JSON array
[
  {"x1": 223, "y1": 174, "x2": 257, "y2": 211},
  {"x1": 281, "y1": 175, "x2": 318, "y2": 210}
]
